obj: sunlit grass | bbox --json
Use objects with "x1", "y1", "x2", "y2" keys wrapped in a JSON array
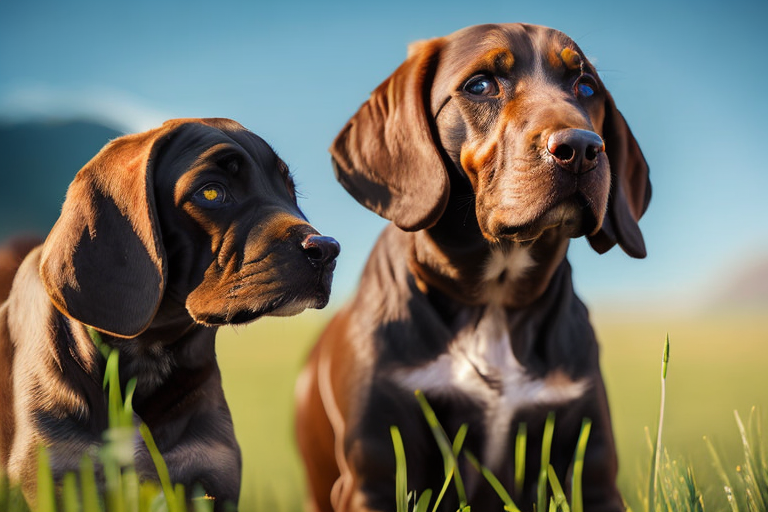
[{"x1": 1, "y1": 308, "x2": 766, "y2": 511}]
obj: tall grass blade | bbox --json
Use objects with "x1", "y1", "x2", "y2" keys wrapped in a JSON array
[
  {"x1": 175, "y1": 483, "x2": 187, "y2": 512},
  {"x1": 121, "y1": 467, "x2": 139, "y2": 512},
  {"x1": 648, "y1": 334, "x2": 670, "y2": 512},
  {"x1": 735, "y1": 409, "x2": 767, "y2": 512},
  {"x1": 685, "y1": 466, "x2": 705, "y2": 512},
  {"x1": 391, "y1": 426, "x2": 409, "y2": 512},
  {"x1": 515, "y1": 423, "x2": 527, "y2": 498},
  {"x1": 451, "y1": 423, "x2": 469, "y2": 509},
  {"x1": 414, "y1": 390, "x2": 468, "y2": 510},
  {"x1": 413, "y1": 489, "x2": 434, "y2": 512},
  {"x1": 36, "y1": 445, "x2": 56, "y2": 512},
  {"x1": 61, "y1": 472, "x2": 79, "y2": 512},
  {"x1": 464, "y1": 450, "x2": 521, "y2": 512},
  {"x1": 538, "y1": 412, "x2": 556, "y2": 512},
  {"x1": 103, "y1": 459, "x2": 124, "y2": 512},
  {"x1": 79, "y1": 454, "x2": 102, "y2": 512},
  {"x1": 547, "y1": 465, "x2": 570, "y2": 512},
  {"x1": 704, "y1": 435, "x2": 739, "y2": 512},
  {"x1": 571, "y1": 418, "x2": 592, "y2": 512},
  {"x1": 139, "y1": 422, "x2": 178, "y2": 512},
  {"x1": 432, "y1": 469, "x2": 454, "y2": 512}
]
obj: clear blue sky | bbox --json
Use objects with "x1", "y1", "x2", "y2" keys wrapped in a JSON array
[{"x1": 1, "y1": 0, "x2": 767, "y2": 311}]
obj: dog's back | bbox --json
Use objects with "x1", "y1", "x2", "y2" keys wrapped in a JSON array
[
  {"x1": 0, "y1": 235, "x2": 42, "y2": 303},
  {"x1": 0, "y1": 236, "x2": 42, "y2": 472}
]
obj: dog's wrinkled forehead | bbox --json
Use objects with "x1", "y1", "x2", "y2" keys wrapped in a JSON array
[
  {"x1": 157, "y1": 123, "x2": 276, "y2": 176},
  {"x1": 152, "y1": 122, "x2": 292, "y2": 198},
  {"x1": 431, "y1": 23, "x2": 592, "y2": 111}
]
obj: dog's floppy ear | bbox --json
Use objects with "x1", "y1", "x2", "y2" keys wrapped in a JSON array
[
  {"x1": 588, "y1": 91, "x2": 651, "y2": 258},
  {"x1": 40, "y1": 122, "x2": 184, "y2": 338},
  {"x1": 330, "y1": 38, "x2": 450, "y2": 232}
]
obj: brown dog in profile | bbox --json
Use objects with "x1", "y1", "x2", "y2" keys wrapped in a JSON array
[
  {"x1": 295, "y1": 24, "x2": 650, "y2": 512},
  {"x1": 0, "y1": 118, "x2": 339, "y2": 510}
]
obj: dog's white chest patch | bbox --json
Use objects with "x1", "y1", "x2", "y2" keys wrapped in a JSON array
[
  {"x1": 392, "y1": 303, "x2": 587, "y2": 471},
  {"x1": 481, "y1": 247, "x2": 535, "y2": 303}
]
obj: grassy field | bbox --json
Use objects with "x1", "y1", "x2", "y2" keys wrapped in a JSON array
[{"x1": 214, "y1": 305, "x2": 768, "y2": 511}]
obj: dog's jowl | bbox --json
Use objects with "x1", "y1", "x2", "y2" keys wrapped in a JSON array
[
  {"x1": 0, "y1": 118, "x2": 339, "y2": 510},
  {"x1": 295, "y1": 24, "x2": 650, "y2": 512}
]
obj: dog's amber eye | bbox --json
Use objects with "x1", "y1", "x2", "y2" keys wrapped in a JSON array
[
  {"x1": 463, "y1": 74, "x2": 499, "y2": 97},
  {"x1": 194, "y1": 184, "x2": 228, "y2": 206},
  {"x1": 574, "y1": 75, "x2": 597, "y2": 98}
]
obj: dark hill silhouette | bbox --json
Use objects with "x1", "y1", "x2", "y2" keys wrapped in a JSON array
[{"x1": 0, "y1": 119, "x2": 122, "y2": 239}]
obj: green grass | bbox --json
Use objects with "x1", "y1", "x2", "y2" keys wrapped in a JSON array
[
  {"x1": 2, "y1": 307, "x2": 766, "y2": 511},
  {"x1": 214, "y1": 307, "x2": 768, "y2": 511}
]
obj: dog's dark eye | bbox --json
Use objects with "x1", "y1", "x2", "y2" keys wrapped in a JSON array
[
  {"x1": 194, "y1": 184, "x2": 228, "y2": 207},
  {"x1": 575, "y1": 75, "x2": 598, "y2": 98},
  {"x1": 463, "y1": 74, "x2": 499, "y2": 97}
]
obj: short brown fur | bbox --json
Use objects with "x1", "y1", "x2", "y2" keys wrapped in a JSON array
[
  {"x1": 296, "y1": 23, "x2": 649, "y2": 512},
  {"x1": 0, "y1": 118, "x2": 339, "y2": 510}
]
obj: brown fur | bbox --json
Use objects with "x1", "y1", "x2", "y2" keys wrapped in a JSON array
[
  {"x1": 0, "y1": 118, "x2": 339, "y2": 510},
  {"x1": 296, "y1": 24, "x2": 649, "y2": 512}
]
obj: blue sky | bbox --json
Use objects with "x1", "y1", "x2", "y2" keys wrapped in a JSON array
[{"x1": 1, "y1": 0, "x2": 767, "y2": 311}]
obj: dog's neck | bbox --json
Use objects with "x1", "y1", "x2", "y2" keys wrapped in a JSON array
[
  {"x1": 409, "y1": 208, "x2": 571, "y2": 309},
  {"x1": 69, "y1": 300, "x2": 219, "y2": 425}
]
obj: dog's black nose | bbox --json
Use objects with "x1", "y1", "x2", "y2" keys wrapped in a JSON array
[
  {"x1": 547, "y1": 128, "x2": 605, "y2": 174},
  {"x1": 301, "y1": 235, "x2": 340, "y2": 268}
]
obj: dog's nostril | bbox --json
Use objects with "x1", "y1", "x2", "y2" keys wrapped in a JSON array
[
  {"x1": 552, "y1": 143, "x2": 576, "y2": 162},
  {"x1": 301, "y1": 235, "x2": 340, "y2": 267},
  {"x1": 547, "y1": 129, "x2": 604, "y2": 174}
]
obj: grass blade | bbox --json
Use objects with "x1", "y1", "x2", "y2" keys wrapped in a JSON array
[
  {"x1": 79, "y1": 455, "x2": 102, "y2": 512},
  {"x1": 465, "y1": 450, "x2": 521, "y2": 512},
  {"x1": 547, "y1": 464, "x2": 570, "y2": 512},
  {"x1": 415, "y1": 390, "x2": 468, "y2": 509},
  {"x1": 704, "y1": 435, "x2": 739, "y2": 512},
  {"x1": 648, "y1": 334, "x2": 670, "y2": 512},
  {"x1": 451, "y1": 423, "x2": 469, "y2": 508},
  {"x1": 538, "y1": 412, "x2": 556, "y2": 512},
  {"x1": 431, "y1": 470, "x2": 454, "y2": 512},
  {"x1": 36, "y1": 445, "x2": 56, "y2": 512},
  {"x1": 735, "y1": 409, "x2": 767, "y2": 512},
  {"x1": 571, "y1": 418, "x2": 592, "y2": 512},
  {"x1": 413, "y1": 489, "x2": 433, "y2": 512},
  {"x1": 391, "y1": 426, "x2": 409, "y2": 512},
  {"x1": 515, "y1": 423, "x2": 527, "y2": 498},
  {"x1": 139, "y1": 422, "x2": 178, "y2": 512},
  {"x1": 61, "y1": 472, "x2": 79, "y2": 512}
]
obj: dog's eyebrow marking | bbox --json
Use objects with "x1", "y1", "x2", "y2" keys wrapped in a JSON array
[
  {"x1": 548, "y1": 46, "x2": 582, "y2": 72},
  {"x1": 472, "y1": 47, "x2": 515, "y2": 74},
  {"x1": 194, "y1": 143, "x2": 242, "y2": 169},
  {"x1": 560, "y1": 47, "x2": 582, "y2": 70}
]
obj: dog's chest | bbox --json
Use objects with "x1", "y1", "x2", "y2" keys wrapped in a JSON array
[{"x1": 392, "y1": 303, "x2": 586, "y2": 471}]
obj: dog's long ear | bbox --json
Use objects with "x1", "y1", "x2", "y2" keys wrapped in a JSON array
[
  {"x1": 330, "y1": 38, "x2": 450, "y2": 232},
  {"x1": 40, "y1": 122, "x2": 182, "y2": 338},
  {"x1": 588, "y1": 91, "x2": 651, "y2": 258}
]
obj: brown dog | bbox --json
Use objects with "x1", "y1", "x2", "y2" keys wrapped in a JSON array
[
  {"x1": 295, "y1": 24, "x2": 650, "y2": 512},
  {"x1": 0, "y1": 118, "x2": 339, "y2": 509}
]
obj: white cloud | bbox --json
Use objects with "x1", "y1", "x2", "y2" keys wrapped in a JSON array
[{"x1": 0, "y1": 82, "x2": 174, "y2": 133}]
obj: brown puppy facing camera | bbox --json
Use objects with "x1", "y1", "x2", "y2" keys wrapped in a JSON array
[
  {"x1": 0, "y1": 118, "x2": 339, "y2": 510},
  {"x1": 296, "y1": 24, "x2": 650, "y2": 512}
]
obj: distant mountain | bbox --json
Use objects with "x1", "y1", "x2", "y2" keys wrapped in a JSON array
[{"x1": 0, "y1": 119, "x2": 122, "y2": 239}]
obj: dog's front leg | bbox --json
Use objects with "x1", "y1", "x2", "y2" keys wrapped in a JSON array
[{"x1": 134, "y1": 407, "x2": 242, "y2": 510}]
